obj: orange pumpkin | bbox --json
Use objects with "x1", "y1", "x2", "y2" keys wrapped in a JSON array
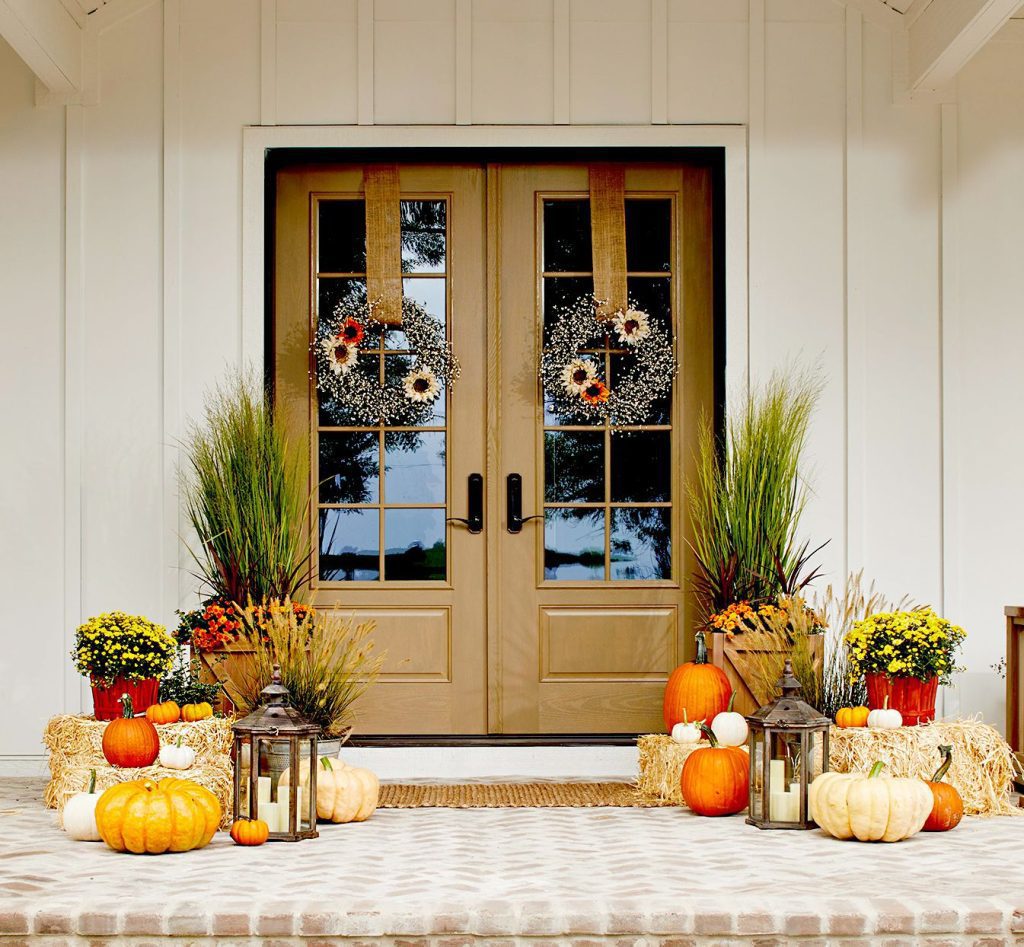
[
  {"x1": 230, "y1": 818, "x2": 270, "y2": 846},
  {"x1": 923, "y1": 744, "x2": 964, "y2": 832},
  {"x1": 102, "y1": 694, "x2": 159, "y2": 768},
  {"x1": 181, "y1": 702, "x2": 213, "y2": 722},
  {"x1": 663, "y1": 631, "x2": 731, "y2": 732},
  {"x1": 835, "y1": 706, "x2": 869, "y2": 728},
  {"x1": 680, "y1": 724, "x2": 750, "y2": 816},
  {"x1": 95, "y1": 777, "x2": 220, "y2": 854},
  {"x1": 145, "y1": 700, "x2": 181, "y2": 725}
]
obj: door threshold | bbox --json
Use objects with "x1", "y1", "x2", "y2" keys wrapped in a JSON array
[{"x1": 337, "y1": 741, "x2": 640, "y2": 781}]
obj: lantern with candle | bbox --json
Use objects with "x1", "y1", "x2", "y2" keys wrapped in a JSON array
[
  {"x1": 745, "y1": 659, "x2": 831, "y2": 830},
  {"x1": 231, "y1": 665, "x2": 319, "y2": 841}
]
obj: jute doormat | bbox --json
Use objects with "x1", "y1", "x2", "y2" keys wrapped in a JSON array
[{"x1": 378, "y1": 781, "x2": 670, "y2": 809}]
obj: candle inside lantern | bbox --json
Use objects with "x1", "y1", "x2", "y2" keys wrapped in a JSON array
[
  {"x1": 257, "y1": 776, "x2": 272, "y2": 804},
  {"x1": 276, "y1": 785, "x2": 303, "y2": 831},
  {"x1": 260, "y1": 801, "x2": 281, "y2": 832},
  {"x1": 768, "y1": 759, "x2": 785, "y2": 792}
]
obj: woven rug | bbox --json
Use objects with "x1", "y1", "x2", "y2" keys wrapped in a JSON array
[{"x1": 378, "y1": 781, "x2": 668, "y2": 809}]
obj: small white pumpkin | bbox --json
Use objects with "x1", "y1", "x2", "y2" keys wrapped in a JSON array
[
  {"x1": 158, "y1": 735, "x2": 196, "y2": 770},
  {"x1": 867, "y1": 696, "x2": 902, "y2": 730},
  {"x1": 670, "y1": 710, "x2": 702, "y2": 744},
  {"x1": 710, "y1": 691, "x2": 748, "y2": 747},
  {"x1": 63, "y1": 770, "x2": 101, "y2": 841}
]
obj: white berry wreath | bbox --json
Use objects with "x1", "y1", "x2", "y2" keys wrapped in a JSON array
[
  {"x1": 315, "y1": 297, "x2": 460, "y2": 426},
  {"x1": 539, "y1": 296, "x2": 677, "y2": 426}
]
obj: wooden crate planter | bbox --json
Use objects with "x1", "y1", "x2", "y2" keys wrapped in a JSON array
[
  {"x1": 708, "y1": 630, "x2": 824, "y2": 716},
  {"x1": 1005, "y1": 606, "x2": 1024, "y2": 788},
  {"x1": 197, "y1": 641, "x2": 255, "y2": 716}
]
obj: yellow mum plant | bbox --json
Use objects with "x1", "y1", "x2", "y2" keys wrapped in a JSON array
[
  {"x1": 845, "y1": 608, "x2": 965, "y2": 685},
  {"x1": 71, "y1": 612, "x2": 176, "y2": 686}
]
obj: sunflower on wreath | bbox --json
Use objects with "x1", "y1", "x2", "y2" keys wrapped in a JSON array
[
  {"x1": 315, "y1": 297, "x2": 459, "y2": 426},
  {"x1": 540, "y1": 296, "x2": 676, "y2": 426}
]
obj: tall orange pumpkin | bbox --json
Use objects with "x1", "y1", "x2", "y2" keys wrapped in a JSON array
[
  {"x1": 923, "y1": 744, "x2": 964, "y2": 832},
  {"x1": 102, "y1": 694, "x2": 160, "y2": 768},
  {"x1": 663, "y1": 631, "x2": 731, "y2": 732},
  {"x1": 680, "y1": 724, "x2": 750, "y2": 816}
]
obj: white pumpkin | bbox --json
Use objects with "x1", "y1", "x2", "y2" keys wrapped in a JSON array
[
  {"x1": 809, "y1": 762, "x2": 932, "y2": 842},
  {"x1": 670, "y1": 710, "x2": 703, "y2": 744},
  {"x1": 710, "y1": 691, "x2": 748, "y2": 747},
  {"x1": 867, "y1": 696, "x2": 902, "y2": 729},
  {"x1": 63, "y1": 770, "x2": 101, "y2": 841},
  {"x1": 158, "y1": 735, "x2": 195, "y2": 770},
  {"x1": 280, "y1": 755, "x2": 379, "y2": 823}
]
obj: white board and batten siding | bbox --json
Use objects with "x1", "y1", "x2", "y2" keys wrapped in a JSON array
[{"x1": 1, "y1": 0, "x2": 1022, "y2": 766}]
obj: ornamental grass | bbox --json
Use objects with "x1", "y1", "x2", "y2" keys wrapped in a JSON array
[
  {"x1": 233, "y1": 601, "x2": 383, "y2": 737},
  {"x1": 687, "y1": 366, "x2": 823, "y2": 623},
  {"x1": 181, "y1": 370, "x2": 311, "y2": 605}
]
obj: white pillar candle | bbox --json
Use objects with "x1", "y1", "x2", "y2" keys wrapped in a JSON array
[
  {"x1": 769, "y1": 759, "x2": 785, "y2": 793},
  {"x1": 276, "y1": 785, "x2": 303, "y2": 831},
  {"x1": 260, "y1": 801, "x2": 280, "y2": 832},
  {"x1": 769, "y1": 791, "x2": 786, "y2": 821},
  {"x1": 790, "y1": 781, "x2": 803, "y2": 819},
  {"x1": 257, "y1": 776, "x2": 272, "y2": 804}
]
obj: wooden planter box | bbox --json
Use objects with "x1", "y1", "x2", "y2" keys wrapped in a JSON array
[
  {"x1": 709, "y1": 630, "x2": 824, "y2": 716},
  {"x1": 197, "y1": 641, "x2": 256, "y2": 716},
  {"x1": 1005, "y1": 606, "x2": 1024, "y2": 789}
]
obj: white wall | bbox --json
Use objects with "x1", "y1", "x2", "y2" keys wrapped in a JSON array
[{"x1": 1, "y1": 0, "x2": 1021, "y2": 760}]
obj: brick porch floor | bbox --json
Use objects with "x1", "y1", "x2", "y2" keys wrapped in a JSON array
[{"x1": 1, "y1": 777, "x2": 1023, "y2": 944}]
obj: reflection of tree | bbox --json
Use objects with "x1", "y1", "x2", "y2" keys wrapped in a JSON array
[
  {"x1": 384, "y1": 541, "x2": 445, "y2": 581},
  {"x1": 544, "y1": 433, "x2": 602, "y2": 502},
  {"x1": 400, "y1": 201, "x2": 445, "y2": 271},
  {"x1": 611, "y1": 509, "x2": 671, "y2": 580}
]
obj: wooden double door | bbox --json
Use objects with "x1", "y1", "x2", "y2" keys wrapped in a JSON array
[{"x1": 274, "y1": 160, "x2": 714, "y2": 736}]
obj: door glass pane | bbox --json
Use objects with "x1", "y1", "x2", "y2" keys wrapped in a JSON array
[
  {"x1": 610, "y1": 508, "x2": 671, "y2": 580},
  {"x1": 384, "y1": 509, "x2": 446, "y2": 581},
  {"x1": 544, "y1": 508, "x2": 605, "y2": 581},
  {"x1": 384, "y1": 431, "x2": 446, "y2": 504},
  {"x1": 319, "y1": 432, "x2": 379, "y2": 504},
  {"x1": 383, "y1": 354, "x2": 446, "y2": 424},
  {"x1": 318, "y1": 200, "x2": 366, "y2": 273},
  {"x1": 319, "y1": 509, "x2": 380, "y2": 581},
  {"x1": 543, "y1": 200, "x2": 592, "y2": 272},
  {"x1": 544, "y1": 431, "x2": 604, "y2": 503},
  {"x1": 401, "y1": 200, "x2": 446, "y2": 273},
  {"x1": 626, "y1": 277, "x2": 671, "y2": 334},
  {"x1": 543, "y1": 276, "x2": 594, "y2": 347},
  {"x1": 402, "y1": 277, "x2": 446, "y2": 324},
  {"x1": 610, "y1": 431, "x2": 670, "y2": 503},
  {"x1": 625, "y1": 199, "x2": 671, "y2": 272}
]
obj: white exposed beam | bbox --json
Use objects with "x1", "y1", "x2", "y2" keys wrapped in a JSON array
[
  {"x1": 0, "y1": 0, "x2": 82, "y2": 93},
  {"x1": 908, "y1": 0, "x2": 1023, "y2": 92}
]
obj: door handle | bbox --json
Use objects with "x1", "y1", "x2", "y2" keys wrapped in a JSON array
[
  {"x1": 506, "y1": 473, "x2": 542, "y2": 534},
  {"x1": 447, "y1": 473, "x2": 483, "y2": 534}
]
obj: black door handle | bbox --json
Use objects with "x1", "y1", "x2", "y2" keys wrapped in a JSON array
[
  {"x1": 447, "y1": 473, "x2": 483, "y2": 534},
  {"x1": 506, "y1": 473, "x2": 542, "y2": 534}
]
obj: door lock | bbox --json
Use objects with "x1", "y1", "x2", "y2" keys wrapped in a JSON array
[
  {"x1": 447, "y1": 473, "x2": 484, "y2": 534},
  {"x1": 506, "y1": 473, "x2": 542, "y2": 534}
]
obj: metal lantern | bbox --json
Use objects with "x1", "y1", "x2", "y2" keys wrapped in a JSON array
[
  {"x1": 232, "y1": 664, "x2": 319, "y2": 841},
  {"x1": 745, "y1": 659, "x2": 831, "y2": 830}
]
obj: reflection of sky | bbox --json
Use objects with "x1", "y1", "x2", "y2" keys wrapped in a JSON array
[
  {"x1": 385, "y1": 432, "x2": 445, "y2": 503},
  {"x1": 544, "y1": 509, "x2": 604, "y2": 581},
  {"x1": 403, "y1": 278, "x2": 446, "y2": 323},
  {"x1": 611, "y1": 508, "x2": 671, "y2": 580},
  {"x1": 320, "y1": 509, "x2": 377, "y2": 555},
  {"x1": 385, "y1": 508, "x2": 444, "y2": 555}
]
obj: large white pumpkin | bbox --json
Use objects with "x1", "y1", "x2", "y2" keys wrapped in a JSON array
[
  {"x1": 809, "y1": 763, "x2": 932, "y2": 842},
  {"x1": 280, "y1": 755, "x2": 379, "y2": 824}
]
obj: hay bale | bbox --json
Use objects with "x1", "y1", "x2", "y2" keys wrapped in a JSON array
[
  {"x1": 829, "y1": 718, "x2": 1021, "y2": 817},
  {"x1": 636, "y1": 735, "x2": 704, "y2": 806},
  {"x1": 42, "y1": 714, "x2": 235, "y2": 828}
]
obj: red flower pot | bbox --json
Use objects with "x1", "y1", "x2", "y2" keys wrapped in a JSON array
[
  {"x1": 865, "y1": 673, "x2": 938, "y2": 726},
  {"x1": 90, "y1": 676, "x2": 160, "y2": 720}
]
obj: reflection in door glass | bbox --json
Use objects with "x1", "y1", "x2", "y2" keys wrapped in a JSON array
[
  {"x1": 401, "y1": 200, "x2": 446, "y2": 273},
  {"x1": 544, "y1": 431, "x2": 604, "y2": 503},
  {"x1": 610, "y1": 508, "x2": 671, "y2": 580},
  {"x1": 402, "y1": 277, "x2": 446, "y2": 325},
  {"x1": 384, "y1": 509, "x2": 446, "y2": 581},
  {"x1": 384, "y1": 431, "x2": 446, "y2": 504},
  {"x1": 610, "y1": 431, "x2": 670, "y2": 503},
  {"x1": 318, "y1": 200, "x2": 367, "y2": 273},
  {"x1": 319, "y1": 432, "x2": 379, "y2": 504},
  {"x1": 544, "y1": 508, "x2": 605, "y2": 581},
  {"x1": 319, "y1": 509, "x2": 380, "y2": 581}
]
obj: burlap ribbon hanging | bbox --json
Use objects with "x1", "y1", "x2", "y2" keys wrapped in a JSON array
[
  {"x1": 363, "y1": 164, "x2": 403, "y2": 326},
  {"x1": 588, "y1": 163, "x2": 628, "y2": 317}
]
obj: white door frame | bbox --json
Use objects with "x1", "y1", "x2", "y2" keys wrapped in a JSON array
[{"x1": 241, "y1": 123, "x2": 749, "y2": 395}]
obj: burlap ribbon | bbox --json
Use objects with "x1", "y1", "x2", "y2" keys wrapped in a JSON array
[
  {"x1": 364, "y1": 164, "x2": 403, "y2": 325},
  {"x1": 589, "y1": 163, "x2": 628, "y2": 316}
]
